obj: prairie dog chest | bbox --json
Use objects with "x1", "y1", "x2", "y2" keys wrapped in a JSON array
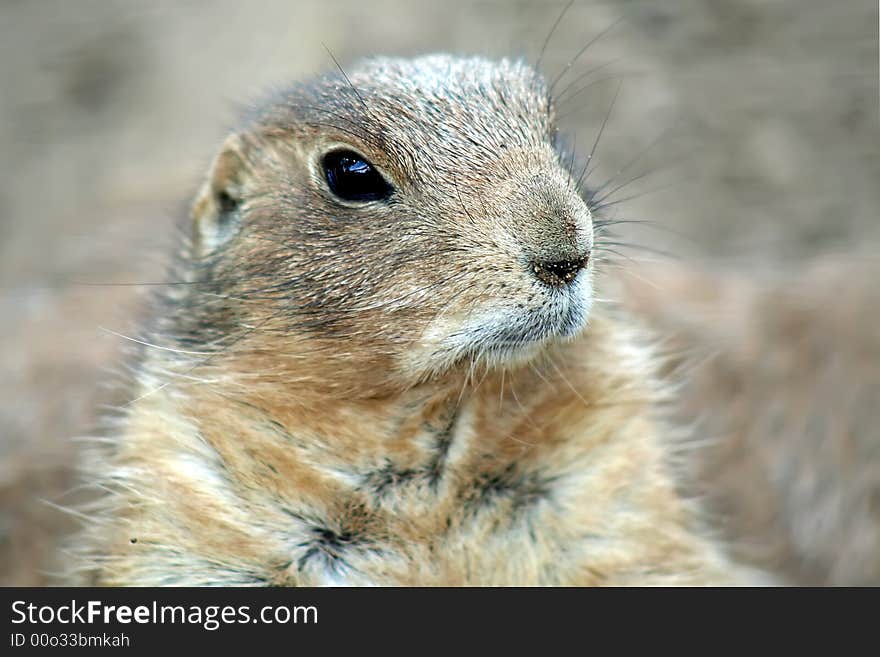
[{"x1": 225, "y1": 389, "x2": 587, "y2": 586}]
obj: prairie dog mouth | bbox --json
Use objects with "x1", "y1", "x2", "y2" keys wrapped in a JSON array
[
  {"x1": 415, "y1": 271, "x2": 594, "y2": 373},
  {"x1": 474, "y1": 277, "x2": 592, "y2": 351}
]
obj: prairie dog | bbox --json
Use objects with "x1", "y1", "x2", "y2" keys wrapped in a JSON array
[{"x1": 72, "y1": 55, "x2": 763, "y2": 585}]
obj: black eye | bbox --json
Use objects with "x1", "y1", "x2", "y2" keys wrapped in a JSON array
[{"x1": 322, "y1": 150, "x2": 392, "y2": 202}]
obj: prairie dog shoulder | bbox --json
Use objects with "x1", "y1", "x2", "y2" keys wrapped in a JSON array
[{"x1": 72, "y1": 54, "x2": 763, "y2": 585}]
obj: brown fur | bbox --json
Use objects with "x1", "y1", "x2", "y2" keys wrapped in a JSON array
[{"x1": 70, "y1": 55, "x2": 765, "y2": 585}]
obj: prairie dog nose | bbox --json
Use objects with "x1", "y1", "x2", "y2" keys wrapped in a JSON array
[
  {"x1": 530, "y1": 254, "x2": 590, "y2": 287},
  {"x1": 523, "y1": 201, "x2": 592, "y2": 287},
  {"x1": 502, "y1": 168, "x2": 593, "y2": 286}
]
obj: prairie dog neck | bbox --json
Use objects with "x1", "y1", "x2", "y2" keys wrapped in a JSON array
[{"x1": 89, "y1": 314, "x2": 746, "y2": 586}]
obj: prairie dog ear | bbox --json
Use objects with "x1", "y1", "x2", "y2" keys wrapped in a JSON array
[{"x1": 191, "y1": 133, "x2": 253, "y2": 254}]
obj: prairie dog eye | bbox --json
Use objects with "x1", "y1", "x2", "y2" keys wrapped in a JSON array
[{"x1": 322, "y1": 149, "x2": 392, "y2": 202}]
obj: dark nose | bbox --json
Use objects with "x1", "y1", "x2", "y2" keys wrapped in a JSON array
[{"x1": 530, "y1": 254, "x2": 590, "y2": 287}]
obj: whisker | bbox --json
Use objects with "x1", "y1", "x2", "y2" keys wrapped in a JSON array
[
  {"x1": 535, "y1": 0, "x2": 575, "y2": 73},
  {"x1": 592, "y1": 245, "x2": 659, "y2": 266},
  {"x1": 554, "y1": 76, "x2": 622, "y2": 123},
  {"x1": 544, "y1": 353, "x2": 591, "y2": 409},
  {"x1": 575, "y1": 80, "x2": 623, "y2": 191},
  {"x1": 547, "y1": 16, "x2": 625, "y2": 99},
  {"x1": 99, "y1": 327, "x2": 216, "y2": 356},
  {"x1": 592, "y1": 178, "x2": 687, "y2": 212},
  {"x1": 590, "y1": 168, "x2": 656, "y2": 208},
  {"x1": 554, "y1": 57, "x2": 624, "y2": 105},
  {"x1": 594, "y1": 217, "x2": 700, "y2": 248},
  {"x1": 595, "y1": 239, "x2": 679, "y2": 260},
  {"x1": 584, "y1": 124, "x2": 678, "y2": 199},
  {"x1": 565, "y1": 131, "x2": 578, "y2": 179},
  {"x1": 321, "y1": 43, "x2": 372, "y2": 119},
  {"x1": 499, "y1": 368, "x2": 506, "y2": 412}
]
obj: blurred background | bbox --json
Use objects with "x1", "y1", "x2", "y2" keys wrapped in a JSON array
[{"x1": 1, "y1": 0, "x2": 877, "y2": 585}]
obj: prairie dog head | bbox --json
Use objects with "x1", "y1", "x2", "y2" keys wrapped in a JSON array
[{"x1": 187, "y1": 55, "x2": 593, "y2": 395}]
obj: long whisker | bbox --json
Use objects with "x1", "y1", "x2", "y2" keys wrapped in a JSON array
[
  {"x1": 99, "y1": 327, "x2": 216, "y2": 357},
  {"x1": 535, "y1": 0, "x2": 575, "y2": 73},
  {"x1": 548, "y1": 17, "x2": 624, "y2": 98},
  {"x1": 585, "y1": 125, "x2": 678, "y2": 199},
  {"x1": 322, "y1": 43, "x2": 373, "y2": 120},
  {"x1": 576, "y1": 80, "x2": 623, "y2": 191},
  {"x1": 554, "y1": 57, "x2": 624, "y2": 105},
  {"x1": 592, "y1": 179, "x2": 687, "y2": 212}
]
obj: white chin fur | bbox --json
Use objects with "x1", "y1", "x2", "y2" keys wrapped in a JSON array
[{"x1": 414, "y1": 273, "x2": 593, "y2": 375}]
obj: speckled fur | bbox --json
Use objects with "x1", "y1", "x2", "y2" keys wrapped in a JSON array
[{"x1": 70, "y1": 55, "x2": 764, "y2": 585}]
